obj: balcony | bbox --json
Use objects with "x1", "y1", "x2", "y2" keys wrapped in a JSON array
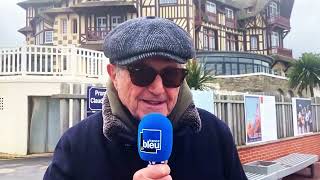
[
  {"x1": 194, "y1": 9, "x2": 218, "y2": 26},
  {"x1": 80, "y1": 28, "x2": 110, "y2": 43},
  {"x1": 268, "y1": 16, "x2": 290, "y2": 30},
  {"x1": 0, "y1": 45, "x2": 108, "y2": 79},
  {"x1": 206, "y1": 12, "x2": 218, "y2": 24},
  {"x1": 270, "y1": 47, "x2": 293, "y2": 58},
  {"x1": 225, "y1": 18, "x2": 237, "y2": 29}
]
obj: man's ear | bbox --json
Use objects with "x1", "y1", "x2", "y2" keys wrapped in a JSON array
[
  {"x1": 107, "y1": 64, "x2": 119, "y2": 90},
  {"x1": 107, "y1": 64, "x2": 116, "y2": 81}
]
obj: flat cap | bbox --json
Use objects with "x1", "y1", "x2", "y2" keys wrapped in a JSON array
[{"x1": 103, "y1": 16, "x2": 195, "y2": 65}]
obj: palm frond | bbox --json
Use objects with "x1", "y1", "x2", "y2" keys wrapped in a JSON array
[
  {"x1": 288, "y1": 53, "x2": 320, "y2": 97},
  {"x1": 186, "y1": 59, "x2": 215, "y2": 90}
]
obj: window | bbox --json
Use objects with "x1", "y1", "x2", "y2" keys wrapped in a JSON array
[
  {"x1": 203, "y1": 29, "x2": 208, "y2": 50},
  {"x1": 225, "y1": 8, "x2": 234, "y2": 19},
  {"x1": 231, "y1": 63, "x2": 238, "y2": 75},
  {"x1": 61, "y1": 19, "x2": 67, "y2": 34},
  {"x1": 159, "y1": 0, "x2": 176, "y2": 4},
  {"x1": 250, "y1": 36, "x2": 258, "y2": 50},
  {"x1": 72, "y1": 19, "x2": 78, "y2": 34},
  {"x1": 208, "y1": 35, "x2": 216, "y2": 50},
  {"x1": 45, "y1": 31, "x2": 53, "y2": 43},
  {"x1": 246, "y1": 64, "x2": 253, "y2": 73},
  {"x1": 239, "y1": 64, "x2": 246, "y2": 74},
  {"x1": 269, "y1": 2, "x2": 278, "y2": 17},
  {"x1": 271, "y1": 31, "x2": 279, "y2": 47},
  {"x1": 226, "y1": 34, "x2": 236, "y2": 51},
  {"x1": 111, "y1": 16, "x2": 121, "y2": 29},
  {"x1": 216, "y1": 64, "x2": 223, "y2": 75},
  {"x1": 206, "y1": 1, "x2": 216, "y2": 14},
  {"x1": 203, "y1": 29, "x2": 217, "y2": 51},
  {"x1": 225, "y1": 63, "x2": 231, "y2": 75},
  {"x1": 96, "y1": 17, "x2": 107, "y2": 30}
]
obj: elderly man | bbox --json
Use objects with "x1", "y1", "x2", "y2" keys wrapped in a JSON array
[{"x1": 44, "y1": 16, "x2": 247, "y2": 180}]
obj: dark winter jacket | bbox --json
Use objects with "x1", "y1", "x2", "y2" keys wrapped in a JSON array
[{"x1": 44, "y1": 82, "x2": 248, "y2": 180}]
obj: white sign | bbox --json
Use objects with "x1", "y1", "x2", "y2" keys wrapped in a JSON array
[{"x1": 191, "y1": 90, "x2": 214, "y2": 114}]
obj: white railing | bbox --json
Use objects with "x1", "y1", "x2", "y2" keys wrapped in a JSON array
[{"x1": 0, "y1": 45, "x2": 109, "y2": 78}]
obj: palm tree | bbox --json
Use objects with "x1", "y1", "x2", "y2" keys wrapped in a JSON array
[
  {"x1": 288, "y1": 53, "x2": 320, "y2": 97},
  {"x1": 186, "y1": 59, "x2": 215, "y2": 90}
]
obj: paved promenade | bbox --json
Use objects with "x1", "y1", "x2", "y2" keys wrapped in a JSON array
[{"x1": 284, "y1": 162, "x2": 320, "y2": 180}]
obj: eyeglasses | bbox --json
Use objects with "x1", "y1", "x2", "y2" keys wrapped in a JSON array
[{"x1": 123, "y1": 65, "x2": 188, "y2": 88}]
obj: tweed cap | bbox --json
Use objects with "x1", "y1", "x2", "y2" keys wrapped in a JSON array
[{"x1": 103, "y1": 16, "x2": 195, "y2": 65}]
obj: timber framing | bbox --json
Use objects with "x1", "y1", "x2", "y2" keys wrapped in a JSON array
[{"x1": 17, "y1": 0, "x2": 295, "y2": 64}]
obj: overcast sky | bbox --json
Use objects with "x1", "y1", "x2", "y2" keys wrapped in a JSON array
[{"x1": 0, "y1": 0, "x2": 319, "y2": 59}]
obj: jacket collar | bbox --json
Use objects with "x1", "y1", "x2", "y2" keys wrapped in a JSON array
[{"x1": 101, "y1": 80, "x2": 201, "y2": 143}]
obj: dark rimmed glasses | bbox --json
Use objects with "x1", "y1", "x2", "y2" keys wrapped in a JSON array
[{"x1": 121, "y1": 65, "x2": 188, "y2": 88}]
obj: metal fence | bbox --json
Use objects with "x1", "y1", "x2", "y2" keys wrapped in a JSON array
[
  {"x1": 214, "y1": 94, "x2": 320, "y2": 146},
  {"x1": 54, "y1": 89, "x2": 320, "y2": 147}
]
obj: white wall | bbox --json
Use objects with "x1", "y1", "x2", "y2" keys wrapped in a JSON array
[{"x1": 0, "y1": 82, "x2": 61, "y2": 155}]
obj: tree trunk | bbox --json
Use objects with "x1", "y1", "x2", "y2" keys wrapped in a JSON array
[{"x1": 310, "y1": 86, "x2": 314, "y2": 97}]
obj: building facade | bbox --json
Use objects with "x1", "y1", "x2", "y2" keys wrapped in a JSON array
[{"x1": 17, "y1": 0, "x2": 295, "y2": 75}]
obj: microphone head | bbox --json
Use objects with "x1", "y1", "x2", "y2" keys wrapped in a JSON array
[{"x1": 138, "y1": 113, "x2": 173, "y2": 162}]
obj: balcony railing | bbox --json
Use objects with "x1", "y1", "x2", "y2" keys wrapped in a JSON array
[
  {"x1": 270, "y1": 47, "x2": 293, "y2": 58},
  {"x1": 80, "y1": 27, "x2": 110, "y2": 42},
  {"x1": 268, "y1": 16, "x2": 290, "y2": 30},
  {"x1": 194, "y1": 9, "x2": 218, "y2": 26},
  {"x1": 225, "y1": 18, "x2": 236, "y2": 29},
  {"x1": 0, "y1": 45, "x2": 108, "y2": 78},
  {"x1": 206, "y1": 12, "x2": 218, "y2": 24}
]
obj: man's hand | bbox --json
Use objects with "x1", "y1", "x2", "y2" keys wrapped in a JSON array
[{"x1": 133, "y1": 164, "x2": 172, "y2": 180}]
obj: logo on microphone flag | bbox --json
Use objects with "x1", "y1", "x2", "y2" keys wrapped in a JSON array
[{"x1": 140, "y1": 129, "x2": 161, "y2": 154}]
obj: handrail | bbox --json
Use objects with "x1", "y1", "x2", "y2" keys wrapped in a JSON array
[{"x1": 0, "y1": 45, "x2": 109, "y2": 78}]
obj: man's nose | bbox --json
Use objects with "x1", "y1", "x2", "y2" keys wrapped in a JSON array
[{"x1": 147, "y1": 75, "x2": 165, "y2": 94}]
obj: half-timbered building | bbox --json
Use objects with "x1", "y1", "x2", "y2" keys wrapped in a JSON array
[{"x1": 17, "y1": 0, "x2": 294, "y2": 76}]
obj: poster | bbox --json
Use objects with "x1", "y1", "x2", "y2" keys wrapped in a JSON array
[
  {"x1": 245, "y1": 95, "x2": 277, "y2": 144},
  {"x1": 245, "y1": 96, "x2": 262, "y2": 143},
  {"x1": 292, "y1": 98, "x2": 313, "y2": 136}
]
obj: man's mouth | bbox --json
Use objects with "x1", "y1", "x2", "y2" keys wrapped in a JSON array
[{"x1": 142, "y1": 100, "x2": 165, "y2": 105}]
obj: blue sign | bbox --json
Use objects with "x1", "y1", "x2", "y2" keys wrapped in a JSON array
[{"x1": 87, "y1": 86, "x2": 107, "y2": 116}]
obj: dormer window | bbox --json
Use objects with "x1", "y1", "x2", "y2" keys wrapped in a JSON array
[
  {"x1": 226, "y1": 8, "x2": 234, "y2": 19},
  {"x1": 206, "y1": 1, "x2": 216, "y2": 14},
  {"x1": 269, "y1": 1, "x2": 279, "y2": 17}
]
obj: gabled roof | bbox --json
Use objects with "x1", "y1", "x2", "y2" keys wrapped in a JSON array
[
  {"x1": 71, "y1": 1, "x2": 135, "y2": 8},
  {"x1": 18, "y1": 26, "x2": 33, "y2": 35},
  {"x1": 70, "y1": 1, "x2": 137, "y2": 13},
  {"x1": 42, "y1": 7, "x2": 74, "y2": 15},
  {"x1": 235, "y1": 0, "x2": 295, "y2": 20},
  {"x1": 215, "y1": 0, "x2": 241, "y2": 9},
  {"x1": 17, "y1": 0, "x2": 62, "y2": 9}
]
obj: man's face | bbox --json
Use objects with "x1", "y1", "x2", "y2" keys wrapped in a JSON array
[{"x1": 107, "y1": 58, "x2": 182, "y2": 119}]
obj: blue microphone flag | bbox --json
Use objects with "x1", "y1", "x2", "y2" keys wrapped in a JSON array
[{"x1": 138, "y1": 113, "x2": 173, "y2": 163}]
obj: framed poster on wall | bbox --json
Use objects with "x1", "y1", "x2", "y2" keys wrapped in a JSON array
[
  {"x1": 245, "y1": 95, "x2": 277, "y2": 144},
  {"x1": 292, "y1": 98, "x2": 313, "y2": 136}
]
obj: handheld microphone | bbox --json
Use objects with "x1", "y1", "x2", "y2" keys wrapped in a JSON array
[{"x1": 138, "y1": 113, "x2": 173, "y2": 164}]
